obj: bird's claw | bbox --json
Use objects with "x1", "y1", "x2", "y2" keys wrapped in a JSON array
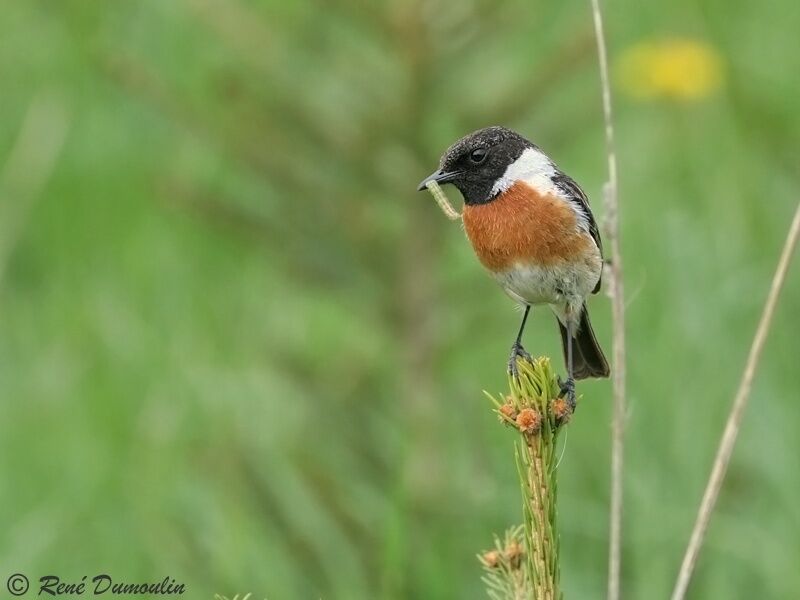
[
  {"x1": 507, "y1": 343, "x2": 532, "y2": 379},
  {"x1": 557, "y1": 376, "x2": 576, "y2": 412}
]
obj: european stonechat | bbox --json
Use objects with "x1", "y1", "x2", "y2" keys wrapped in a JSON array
[{"x1": 418, "y1": 126, "x2": 610, "y2": 403}]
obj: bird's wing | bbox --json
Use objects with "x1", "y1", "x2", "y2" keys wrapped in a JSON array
[{"x1": 552, "y1": 172, "x2": 604, "y2": 293}]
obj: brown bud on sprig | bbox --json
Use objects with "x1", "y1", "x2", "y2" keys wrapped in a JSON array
[
  {"x1": 551, "y1": 397, "x2": 573, "y2": 424},
  {"x1": 489, "y1": 393, "x2": 521, "y2": 427},
  {"x1": 498, "y1": 402, "x2": 517, "y2": 422},
  {"x1": 479, "y1": 549, "x2": 502, "y2": 570},
  {"x1": 515, "y1": 407, "x2": 542, "y2": 435},
  {"x1": 504, "y1": 541, "x2": 525, "y2": 569}
]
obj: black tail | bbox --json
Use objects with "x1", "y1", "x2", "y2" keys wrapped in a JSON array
[{"x1": 557, "y1": 305, "x2": 610, "y2": 380}]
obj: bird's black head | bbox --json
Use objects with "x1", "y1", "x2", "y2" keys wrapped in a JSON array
[{"x1": 417, "y1": 126, "x2": 534, "y2": 205}]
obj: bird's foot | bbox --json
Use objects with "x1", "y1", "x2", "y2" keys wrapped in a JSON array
[
  {"x1": 507, "y1": 342, "x2": 533, "y2": 379},
  {"x1": 551, "y1": 376, "x2": 577, "y2": 425},
  {"x1": 557, "y1": 376, "x2": 576, "y2": 412}
]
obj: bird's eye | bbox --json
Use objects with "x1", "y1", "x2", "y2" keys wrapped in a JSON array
[{"x1": 469, "y1": 148, "x2": 487, "y2": 164}]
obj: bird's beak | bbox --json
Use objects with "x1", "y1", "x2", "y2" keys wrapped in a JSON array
[{"x1": 417, "y1": 169, "x2": 460, "y2": 191}]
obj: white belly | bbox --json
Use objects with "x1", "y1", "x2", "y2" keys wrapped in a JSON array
[{"x1": 492, "y1": 260, "x2": 600, "y2": 307}]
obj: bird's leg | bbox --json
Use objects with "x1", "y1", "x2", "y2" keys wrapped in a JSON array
[
  {"x1": 508, "y1": 305, "x2": 532, "y2": 378},
  {"x1": 559, "y1": 317, "x2": 576, "y2": 410}
]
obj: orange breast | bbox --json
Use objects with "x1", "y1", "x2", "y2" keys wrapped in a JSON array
[{"x1": 462, "y1": 181, "x2": 591, "y2": 271}]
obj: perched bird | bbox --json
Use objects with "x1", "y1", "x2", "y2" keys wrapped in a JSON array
[{"x1": 418, "y1": 126, "x2": 609, "y2": 403}]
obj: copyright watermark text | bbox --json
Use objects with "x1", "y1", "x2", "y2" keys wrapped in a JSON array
[{"x1": 5, "y1": 574, "x2": 185, "y2": 596}]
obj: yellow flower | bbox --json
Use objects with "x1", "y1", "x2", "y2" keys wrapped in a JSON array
[{"x1": 618, "y1": 38, "x2": 724, "y2": 101}]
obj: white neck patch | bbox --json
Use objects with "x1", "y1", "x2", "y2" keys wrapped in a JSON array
[{"x1": 490, "y1": 147, "x2": 558, "y2": 197}]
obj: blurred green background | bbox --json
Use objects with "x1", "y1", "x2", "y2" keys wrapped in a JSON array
[{"x1": 1, "y1": 1, "x2": 798, "y2": 598}]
